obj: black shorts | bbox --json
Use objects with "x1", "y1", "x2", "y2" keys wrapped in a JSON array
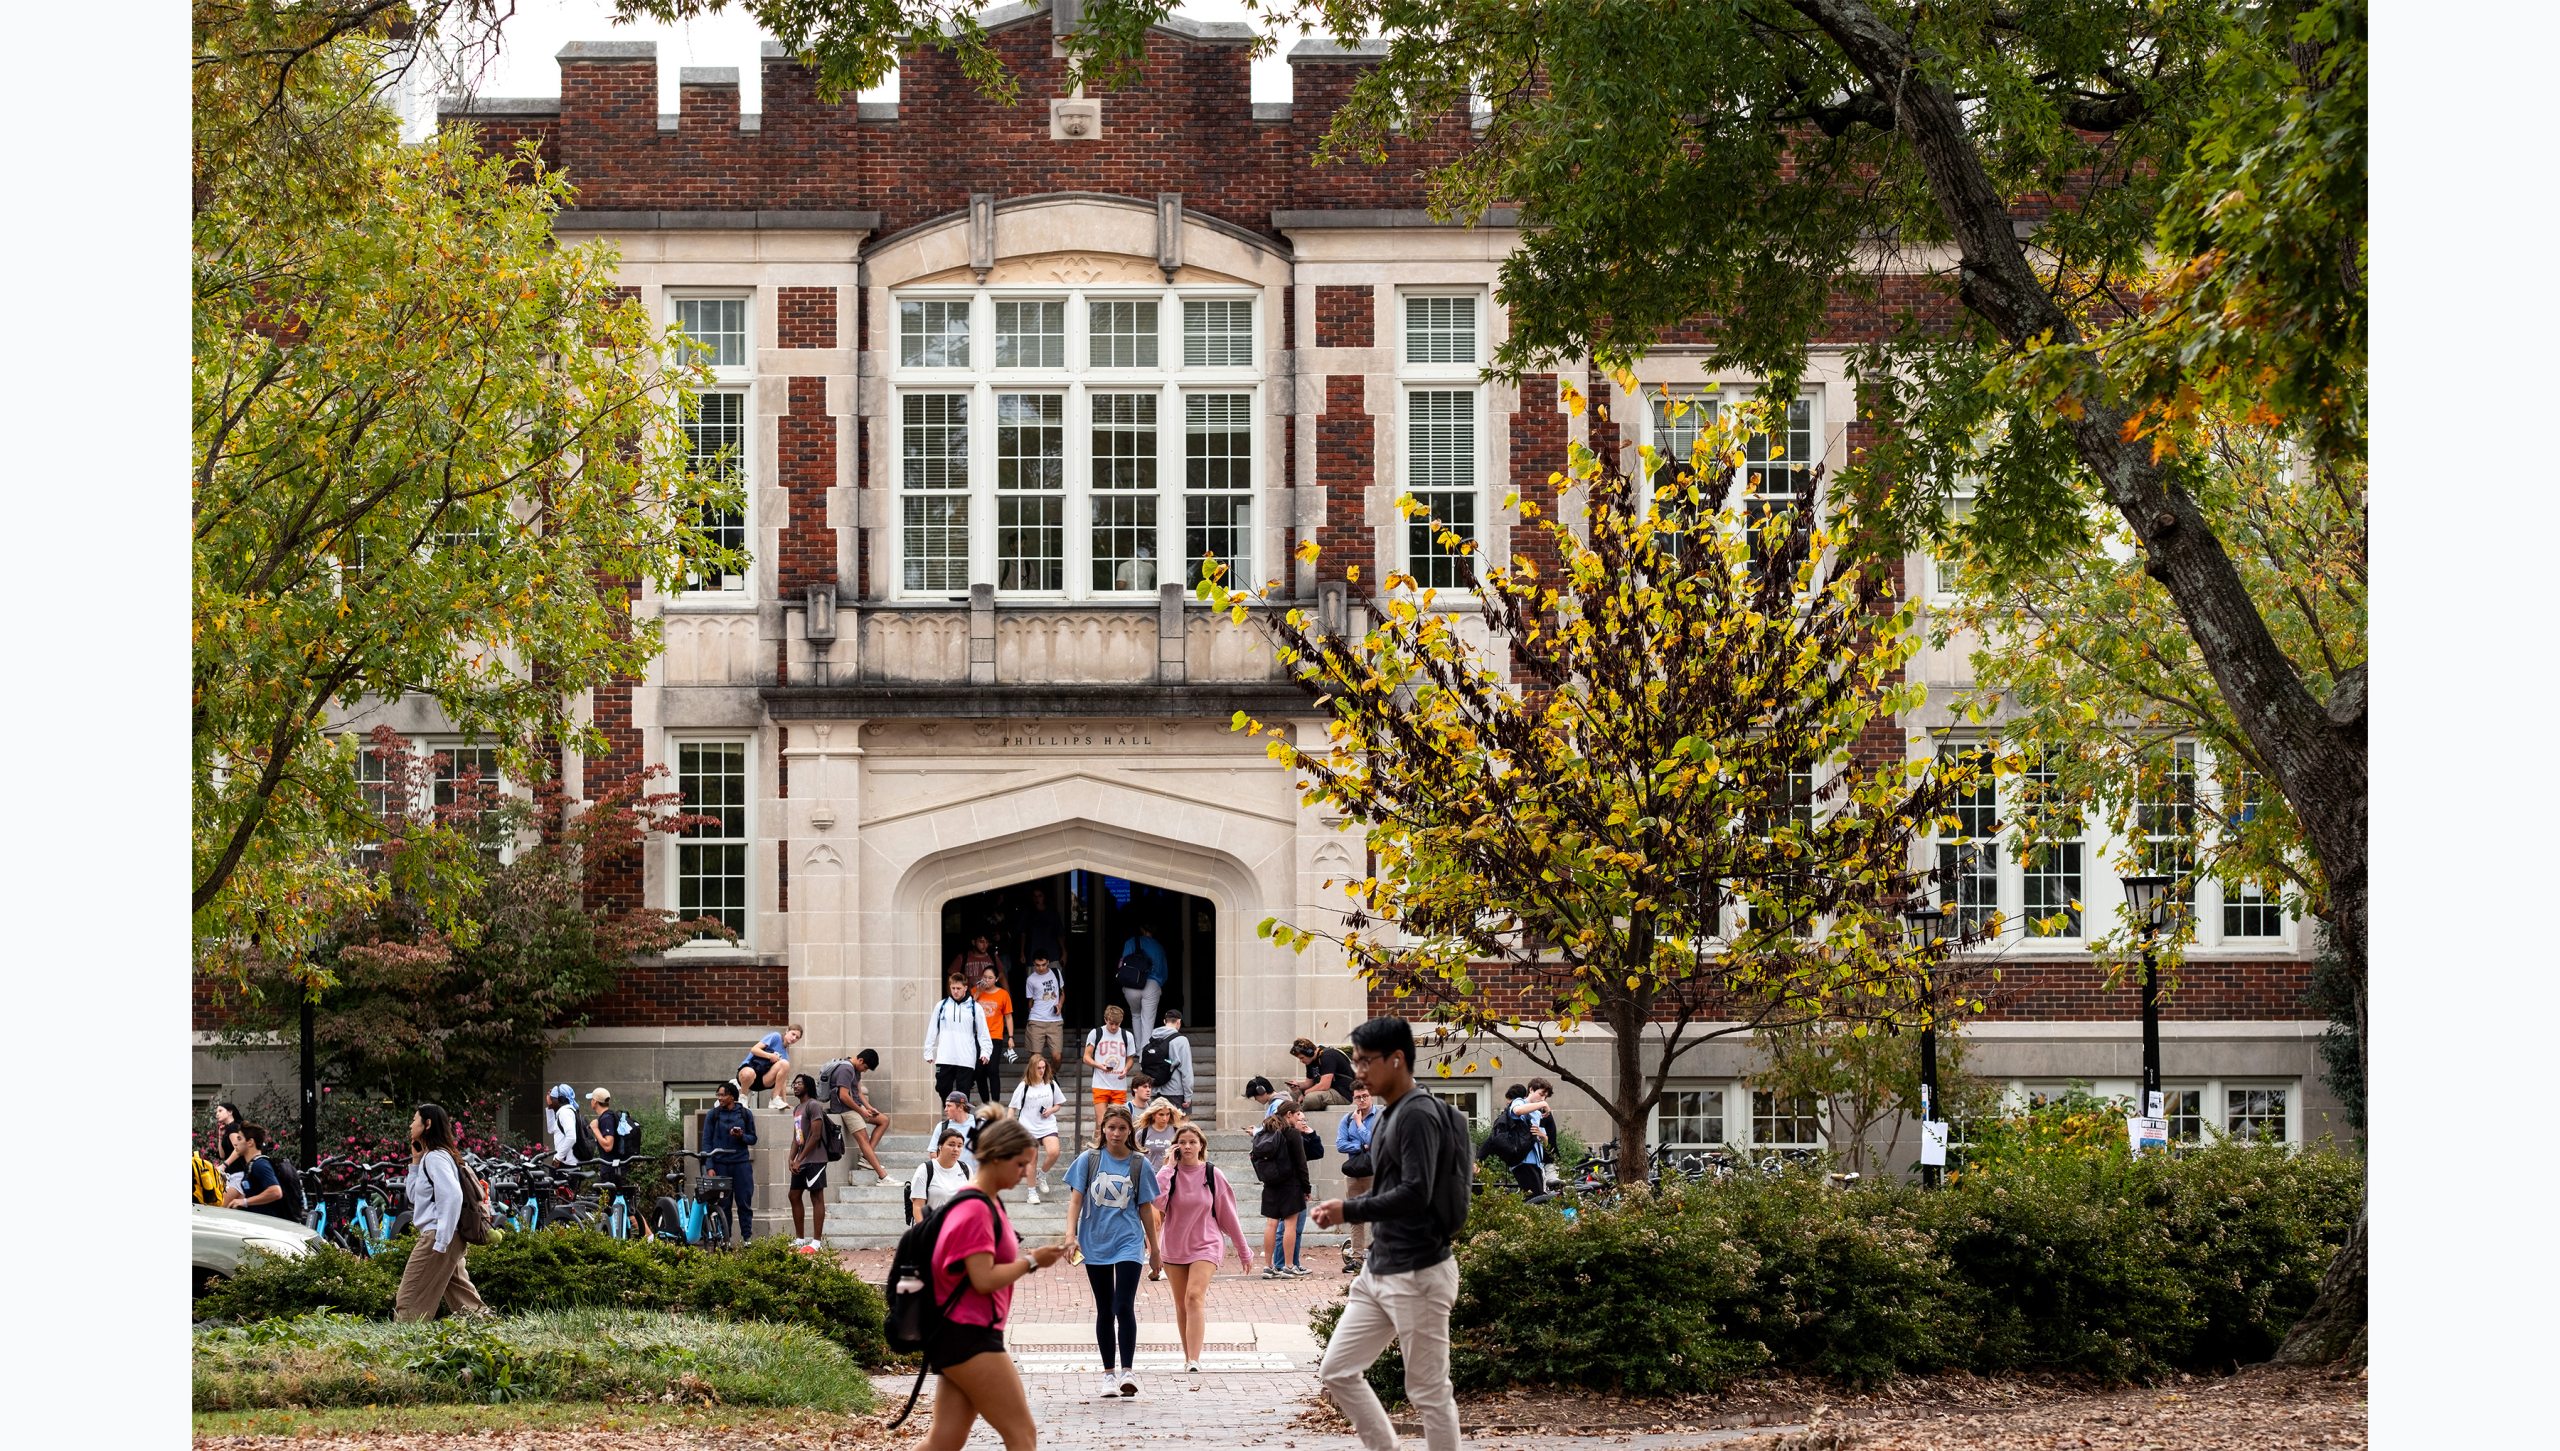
[
  {"x1": 742, "y1": 1061, "x2": 784, "y2": 1090},
  {"x1": 924, "y1": 1320, "x2": 1007, "y2": 1371},
  {"x1": 792, "y1": 1163, "x2": 828, "y2": 1194}
]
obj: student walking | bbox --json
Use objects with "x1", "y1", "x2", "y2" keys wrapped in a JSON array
[
  {"x1": 220, "y1": 1124, "x2": 299, "y2": 1221},
  {"x1": 701, "y1": 1081, "x2": 758, "y2": 1240},
  {"x1": 919, "y1": 1118, "x2": 1067, "y2": 1451},
  {"x1": 737, "y1": 1024, "x2": 804, "y2": 1107},
  {"x1": 1335, "y1": 1083, "x2": 1378, "y2": 1274},
  {"x1": 937, "y1": 1092, "x2": 980, "y2": 1173},
  {"x1": 1006, "y1": 1052, "x2": 1066, "y2": 1202},
  {"x1": 1311, "y1": 1016, "x2": 1475, "y2": 1451},
  {"x1": 1137, "y1": 1099, "x2": 1182, "y2": 1176},
  {"x1": 1113, "y1": 924, "x2": 1171, "y2": 1046},
  {"x1": 1155, "y1": 1122, "x2": 1254, "y2": 1372},
  {"x1": 821, "y1": 1050, "x2": 892, "y2": 1183},
  {"x1": 925, "y1": 973, "x2": 993, "y2": 1103},
  {"x1": 1250, "y1": 1096, "x2": 1313, "y2": 1279},
  {"x1": 545, "y1": 1084, "x2": 581, "y2": 1162},
  {"x1": 908, "y1": 1126, "x2": 973, "y2": 1224},
  {"x1": 393, "y1": 1103, "x2": 487, "y2": 1321},
  {"x1": 1143, "y1": 1006, "x2": 1196, "y2": 1111},
  {"x1": 1082, "y1": 1003, "x2": 1139, "y2": 1112},
  {"x1": 1062, "y1": 1106, "x2": 1163, "y2": 1399},
  {"x1": 786, "y1": 1074, "x2": 831, "y2": 1249},
  {"x1": 1021, "y1": 952, "x2": 1067, "y2": 1065},
  {"x1": 973, "y1": 965, "x2": 1017, "y2": 1103}
]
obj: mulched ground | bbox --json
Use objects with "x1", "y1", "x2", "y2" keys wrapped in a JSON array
[{"x1": 195, "y1": 1365, "x2": 2364, "y2": 1449}]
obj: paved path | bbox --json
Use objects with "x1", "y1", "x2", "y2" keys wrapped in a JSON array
[{"x1": 839, "y1": 1250, "x2": 1799, "y2": 1449}]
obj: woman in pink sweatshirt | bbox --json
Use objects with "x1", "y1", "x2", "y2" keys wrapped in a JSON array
[{"x1": 1153, "y1": 1122, "x2": 1255, "y2": 1373}]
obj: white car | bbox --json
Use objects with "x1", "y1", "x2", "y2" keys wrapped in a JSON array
[{"x1": 192, "y1": 1203, "x2": 324, "y2": 1295}]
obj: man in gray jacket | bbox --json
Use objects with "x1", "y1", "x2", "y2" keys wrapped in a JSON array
[
  {"x1": 1311, "y1": 1016, "x2": 1473, "y2": 1451},
  {"x1": 1144, "y1": 1006, "x2": 1196, "y2": 1111}
]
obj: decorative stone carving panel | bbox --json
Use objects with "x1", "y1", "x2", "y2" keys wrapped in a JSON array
[
  {"x1": 1186, "y1": 612, "x2": 1289, "y2": 682},
  {"x1": 662, "y1": 613, "x2": 766, "y2": 686},
  {"x1": 994, "y1": 611, "x2": 1156, "y2": 684},
  {"x1": 861, "y1": 610, "x2": 970, "y2": 682}
]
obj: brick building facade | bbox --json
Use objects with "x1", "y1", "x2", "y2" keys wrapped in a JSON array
[{"x1": 193, "y1": 6, "x2": 2340, "y2": 1163}]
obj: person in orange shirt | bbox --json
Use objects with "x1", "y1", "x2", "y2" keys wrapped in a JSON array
[{"x1": 973, "y1": 964, "x2": 1017, "y2": 1103}]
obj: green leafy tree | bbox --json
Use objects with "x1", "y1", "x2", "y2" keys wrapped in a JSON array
[
  {"x1": 212, "y1": 730, "x2": 726, "y2": 1109},
  {"x1": 1751, "y1": 1016, "x2": 1997, "y2": 1177},
  {"x1": 1218, "y1": 387, "x2": 1980, "y2": 1173},
  {"x1": 194, "y1": 6, "x2": 740, "y2": 984}
]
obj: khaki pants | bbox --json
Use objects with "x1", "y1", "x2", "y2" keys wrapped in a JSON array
[
  {"x1": 1026, "y1": 1021, "x2": 1065, "y2": 1065},
  {"x1": 1300, "y1": 1090, "x2": 1345, "y2": 1112},
  {"x1": 393, "y1": 1235, "x2": 486, "y2": 1322},
  {"x1": 1341, "y1": 1177, "x2": 1373, "y2": 1253},
  {"x1": 1319, "y1": 1253, "x2": 1460, "y2": 1451}
]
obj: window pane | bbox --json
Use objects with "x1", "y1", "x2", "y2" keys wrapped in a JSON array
[
  {"x1": 1182, "y1": 299, "x2": 1253, "y2": 368},
  {"x1": 1405, "y1": 295, "x2": 1477, "y2": 366},
  {"x1": 674, "y1": 297, "x2": 747, "y2": 369},
  {"x1": 899, "y1": 299, "x2": 970, "y2": 367},
  {"x1": 1186, "y1": 494, "x2": 1251, "y2": 591},
  {"x1": 902, "y1": 496, "x2": 970, "y2": 592},
  {"x1": 2016, "y1": 752, "x2": 2082, "y2": 936},
  {"x1": 994, "y1": 299, "x2": 1066, "y2": 369},
  {"x1": 1090, "y1": 494, "x2": 1159, "y2": 592},
  {"x1": 1751, "y1": 1089, "x2": 1821, "y2": 1149},
  {"x1": 1935, "y1": 744, "x2": 2000, "y2": 933},
  {"x1": 1088, "y1": 299, "x2": 1159, "y2": 368},
  {"x1": 2224, "y1": 878, "x2": 2284, "y2": 937},
  {"x1": 996, "y1": 393, "x2": 1065, "y2": 491},
  {"x1": 1091, "y1": 393, "x2": 1158, "y2": 490},
  {"x1": 2165, "y1": 1089, "x2": 2203, "y2": 1143},
  {"x1": 431, "y1": 746, "x2": 501, "y2": 809},
  {"x1": 684, "y1": 391, "x2": 746, "y2": 588},
  {"x1": 1407, "y1": 390, "x2": 1476, "y2": 588},
  {"x1": 678, "y1": 843, "x2": 748, "y2": 935},
  {"x1": 902, "y1": 393, "x2": 970, "y2": 490},
  {"x1": 2225, "y1": 1087, "x2": 2288, "y2": 1144},
  {"x1": 2136, "y1": 741, "x2": 2199, "y2": 908},
  {"x1": 1662, "y1": 1089, "x2": 1724, "y2": 1148}
]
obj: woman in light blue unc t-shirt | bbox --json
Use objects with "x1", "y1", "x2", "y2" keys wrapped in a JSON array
[{"x1": 1063, "y1": 1105, "x2": 1162, "y2": 1397}]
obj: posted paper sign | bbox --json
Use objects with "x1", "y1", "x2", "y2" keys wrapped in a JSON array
[
  {"x1": 2128, "y1": 1115, "x2": 2169, "y2": 1154},
  {"x1": 1918, "y1": 1119, "x2": 1949, "y2": 1167}
]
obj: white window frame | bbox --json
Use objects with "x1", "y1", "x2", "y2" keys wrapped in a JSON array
[
  {"x1": 1924, "y1": 477, "x2": 1981, "y2": 604},
  {"x1": 887, "y1": 284, "x2": 1263, "y2": 602},
  {"x1": 2010, "y1": 748, "x2": 2085, "y2": 942},
  {"x1": 1397, "y1": 291, "x2": 1488, "y2": 591},
  {"x1": 1652, "y1": 1085, "x2": 1731, "y2": 1152},
  {"x1": 670, "y1": 293, "x2": 753, "y2": 373},
  {"x1": 667, "y1": 292, "x2": 755, "y2": 598},
  {"x1": 1425, "y1": 1081, "x2": 1492, "y2": 1129},
  {"x1": 667, "y1": 735, "x2": 754, "y2": 954},
  {"x1": 1934, "y1": 739, "x2": 2002, "y2": 936},
  {"x1": 1746, "y1": 1085, "x2": 1828, "y2": 1154},
  {"x1": 665, "y1": 1082, "x2": 731, "y2": 1123},
  {"x1": 2000, "y1": 1076, "x2": 2302, "y2": 1150},
  {"x1": 345, "y1": 733, "x2": 519, "y2": 865}
]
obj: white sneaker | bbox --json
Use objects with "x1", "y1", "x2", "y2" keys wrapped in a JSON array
[
  {"x1": 1028, "y1": 1184, "x2": 1042, "y2": 1204},
  {"x1": 1096, "y1": 1373, "x2": 1123, "y2": 1400},
  {"x1": 1185, "y1": 1361, "x2": 1201, "y2": 1374},
  {"x1": 1118, "y1": 1367, "x2": 1140, "y2": 1397}
]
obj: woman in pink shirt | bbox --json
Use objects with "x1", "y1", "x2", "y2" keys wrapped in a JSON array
[
  {"x1": 1153, "y1": 1122, "x2": 1255, "y2": 1373},
  {"x1": 923, "y1": 1118, "x2": 1066, "y2": 1451}
]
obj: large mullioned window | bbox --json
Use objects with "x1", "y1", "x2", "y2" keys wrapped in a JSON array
[{"x1": 891, "y1": 288, "x2": 1262, "y2": 600}]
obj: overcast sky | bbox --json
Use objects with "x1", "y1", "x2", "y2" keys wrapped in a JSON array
[{"x1": 439, "y1": 0, "x2": 1306, "y2": 124}]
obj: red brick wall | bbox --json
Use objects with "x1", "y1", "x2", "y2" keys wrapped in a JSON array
[
  {"x1": 777, "y1": 375, "x2": 839, "y2": 594},
  {"x1": 584, "y1": 958, "x2": 789, "y2": 1027},
  {"x1": 1507, "y1": 373, "x2": 1567, "y2": 581},
  {"x1": 1315, "y1": 285, "x2": 1373, "y2": 348},
  {"x1": 1365, "y1": 958, "x2": 2318, "y2": 1024},
  {"x1": 1314, "y1": 375, "x2": 1373, "y2": 581},
  {"x1": 778, "y1": 287, "x2": 837, "y2": 349}
]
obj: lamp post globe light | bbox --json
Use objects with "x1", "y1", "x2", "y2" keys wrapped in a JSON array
[
  {"x1": 2118, "y1": 873, "x2": 2175, "y2": 1117},
  {"x1": 1900, "y1": 902, "x2": 1951, "y2": 1188}
]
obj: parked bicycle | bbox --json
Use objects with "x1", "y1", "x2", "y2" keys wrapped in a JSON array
[{"x1": 649, "y1": 1151, "x2": 741, "y2": 1248}]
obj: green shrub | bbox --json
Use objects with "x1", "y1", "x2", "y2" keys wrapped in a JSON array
[
  {"x1": 672, "y1": 1236, "x2": 889, "y2": 1367},
  {"x1": 193, "y1": 1309, "x2": 873, "y2": 1412},
  {"x1": 1312, "y1": 1143, "x2": 2362, "y2": 1394},
  {"x1": 198, "y1": 1246, "x2": 398, "y2": 1323},
  {"x1": 197, "y1": 1228, "x2": 890, "y2": 1369}
]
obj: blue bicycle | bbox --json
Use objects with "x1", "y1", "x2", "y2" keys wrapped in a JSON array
[{"x1": 649, "y1": 1151, "x2": 740, "y2": 1248}]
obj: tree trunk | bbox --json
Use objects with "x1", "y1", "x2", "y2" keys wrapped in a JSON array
[
  {"x1": 1610, "y1": 1001, "x2": 1652, "y2": 1185},
  {"x1": 1795, "y1": 0, "x2": 2370, "y2": 1360},
  {"x1": 2274, "y1": 1209, "x2": 2367, "y2": 1367}
]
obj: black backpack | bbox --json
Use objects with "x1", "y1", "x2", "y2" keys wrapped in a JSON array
[
  {"x1": 1480, "y1": 1112, "x2": 1535, "y2": 1166},
  {"x1": 267, "y1": 1156, "x2": 308, "y2": 1224},
  {"x1": 1138, "y1": 1032, "x2": 1180, "y2": 1089},
  {"x1": 1115, "y1": 948, "x2": 1149, "y2": 990},
  {"x1": 823, "y1": 1114, "x2": 848, "y2": 1162},
  {"x1": 882, "y1": 1187, "x2": 1002, "y2": 1427},
  {"x1": 573, "y1": 1115, "x2": 601, "y2": 1164}
]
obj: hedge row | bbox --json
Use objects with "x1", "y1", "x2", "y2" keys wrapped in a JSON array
[
  {"x1": 197, "y1": 1230, "x2": 889, "y2": 1368},
  {"x1": 1316, "y1": 1138, "x2": 2360, "y2": 1397}
]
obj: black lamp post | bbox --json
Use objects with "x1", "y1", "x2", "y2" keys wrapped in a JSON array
[
  {"x1": 2118, "y1": 873, "x2": 2173, "y2": 1115},
  {"x1": 1900, "y1": 902, "x2": 1951, "y2": 1188}
]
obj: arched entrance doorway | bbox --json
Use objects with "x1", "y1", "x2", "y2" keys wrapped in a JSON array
[{"x1": 940, "y1": 872, "x2": 1217, "y2": 1031}]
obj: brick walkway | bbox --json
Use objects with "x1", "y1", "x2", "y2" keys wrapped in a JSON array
[{"x1": 839, "y1": 1250, "x2": 1790, "y2": 1448}]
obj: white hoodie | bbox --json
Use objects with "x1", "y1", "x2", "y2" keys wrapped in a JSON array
[{"x1": 925, "y1": 992, "x2": 993, "y2": 1069}]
